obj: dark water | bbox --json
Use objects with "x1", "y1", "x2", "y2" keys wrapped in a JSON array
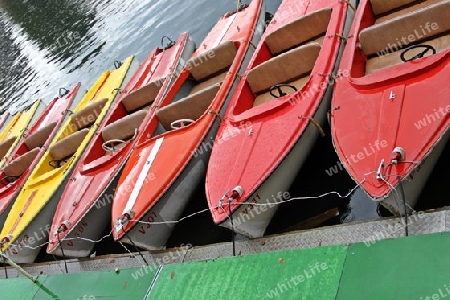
[
  {"x1": 0, "y1": 0, "x2": 447, "y2": 259},
  {"x1": 0, "y1": 0, "x2": 282, "y2": 112}
]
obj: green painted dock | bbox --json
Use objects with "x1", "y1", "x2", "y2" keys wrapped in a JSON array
[{"x1": 1, "y1": 232, "x2": 448, "y2": 299}]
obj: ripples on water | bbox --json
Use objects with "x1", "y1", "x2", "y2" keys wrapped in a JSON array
[
  {"x1": 0, "y1": 0, "x2": 447, "y2": 256},
  {"x1": 0, "y1": 0, "x2": 282, "y2": 112}
]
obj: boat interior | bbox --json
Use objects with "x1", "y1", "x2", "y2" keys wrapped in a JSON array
[
  {"x1": 0, "y1": 137, "x2": 16, "y2": 161},
  {"x1": 230, "y1": 8, "x2": 332, "y2": 115},
  {"x1": 354, "y1": 0, "x2": 450, "y2": 76},
  {"x1": 83, "y1": 78, "x2": 165, "y2": 160},
  {"x1": 0, "y1": 122, "x2": 56, "y2": 186},
  {"x1": 36, "y1": 98, "x2": 110, "y2": 170},
  {"x1": 151, "y1": 40, "x2": 239, "y2": 134}
]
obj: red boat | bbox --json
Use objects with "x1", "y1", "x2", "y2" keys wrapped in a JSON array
[
  {"x1": 331, "y1": 0, "x2": 449, "y2": 215},
  {"x1": 0, "y1": 113, "x2": 11, "y2": 132},
  {"x1": 47, "y1": 33, "x2": 195, "y2": 257},
  {"x1": 0, "y1": 84, "x2": 81, "y2": 230},
  {"x1": 112, "y1": 0, "x2": 265, "y2": 250},
  {"x1": 205, "y1": 0, "x2": 356, "y2": 238}
]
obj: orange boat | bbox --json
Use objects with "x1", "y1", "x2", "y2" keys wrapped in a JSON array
[
  {"x1": 0, "y1": 84, "x2": 81, "y2": 230},
  {"x1": 205, "y1": 0, "x2": 356, "y2": 238},
  {"x1": 112, "y1": 0, "x2": 265, "y2": 250},
  {"x1": 47, "y1": 33, "x2": 195, "y2": 258},
  {"x1": 331, "y1": 0, "x2": 449, "y2": 215}
]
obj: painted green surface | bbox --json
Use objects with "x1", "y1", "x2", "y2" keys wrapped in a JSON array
[
  {"x1": 336, "y1": 232, "x2": 450, "y2": 300},
  {"x1": 148, "y1": 246, "x2": 347, "y2": 300},
  {"x1": 0, "y1": 276, "x2": 43, "y2": 299},
  {"x1": 0, "y1": 268, "x2": 157, "y2": 300},
  {"x1": 1, "y1": 233, "x2": 450, "y2": 299}
]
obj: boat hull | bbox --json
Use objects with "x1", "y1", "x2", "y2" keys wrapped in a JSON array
[
  {"x1": 0, "y1": 57, "x2": 138, "y2": 263},
  {"x1": 379, "y1": 129, "x2": 449, "y2": 215},
  {"x1": 119, "y1": 156, "x2": 207, "y2": 250},
  {"x1": 206, "y1": 0, "x2": 356, "y2": 238},
  {"x1": 219, "y1": 77, "x2": 333, "y2": 237},
  {"x1": 0, "y1": 84, "x2": 82, "y2": 231},
  {"x1": 331, "y1": 0, "x2": 450, "y2": 214},
  {"x1": 113, "y1": 0, "x2": 265, "y2": 249},
  {"x1": 0, "y1": 100, "x2": 44, "y2": 169},
  {"x1": 49, "y1": 175, "x2": 118, "y2": 258},
  {"x1": 47, "y1": 34, "x2": 196, "y2": 257},
  {"x1": 2, "y1": 176, "x2": 68, "y2": 263}
]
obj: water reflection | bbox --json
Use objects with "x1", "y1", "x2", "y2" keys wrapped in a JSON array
[
  {"x1": 0, "y1": 9, "x2": 31, "y2": 112},
  {"x1": 0, "y1": 0, "x2": 97, "y2": 63}
]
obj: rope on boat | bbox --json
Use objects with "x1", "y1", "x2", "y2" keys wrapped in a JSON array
[
  {"x1": 144, "y1": 265, "x2": 163, "y2": 300},
  {"x1": 0, "y1": 184, "x2": 363, "y2": 257},
  {"x1": 125, "y1": 233, "x2": 149, "y2": 266},
  {"x1": 208, "y1": 110, "x2": 223, "y2": 122},
  {"x1": 0, "y1": 177, "x2": 419, "y2": 266},
  {"x1": 51, "y1": 254, "x2": 68, "y2": 275},
  {"x1": 249, "y1": 40, "x2": 257, "y2": 50},
  {"x1": 118, "y1": 240, "x2": 149, "y2": 267},
  {"x1": 397, "y1": 176, "x2": 409, "y2": 237},
  {"x1": 228, "y1": 201, "x2": 236, "y2": 257},
  {"x1": 56, "y1": 234, "x2": 69, "y2": 273},
  {"x1": 2, "y1": 255, "x2": 7, "y2": 279},
  {"x1": 345, "y1": 0, "x2": 357, "y2": 12},
  {"x1": 298, "y1": 116, "x2": 326, "y2": 137}
]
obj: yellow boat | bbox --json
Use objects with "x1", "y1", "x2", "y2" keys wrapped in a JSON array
[
  {"x1": 0, "y1": 100, "x2": 43, "y2": 169},
  {"x1": 0, "y1": 56, "x2": 137, "y2": 263}
]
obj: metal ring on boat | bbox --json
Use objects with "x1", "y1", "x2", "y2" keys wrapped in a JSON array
[
  {"x1": 114, "y1": 60, "x2": 123, "y2": 69},
  {"x1": 161, "y1": 36, "x2": 176, "y2": 50},
  {"x1": 102, "y1": 139, "x2": 127, "y2": 153},
  {"x1": 59, "y1": 88, "x2": 69, "y2": 98},
  {"x1": 269, "y1": 84, "x2": 298, "y2": 99},
  {"x1": 170, "y1": 119, "x2": 195, "y2": 130},
  {"x1": 400, "y1": 44, "x2": 437, "y2": 62}
]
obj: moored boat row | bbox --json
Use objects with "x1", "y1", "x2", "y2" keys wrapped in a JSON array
[{"x1": 0, "y1": 0, "x2": 447, "y2": 264}]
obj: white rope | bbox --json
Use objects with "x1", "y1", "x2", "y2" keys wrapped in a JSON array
[
  {"x1": 118, "y1": 241, "x2": 147, "y2": 267},
  {"x1": 136, "y1": 184, "x2": 362, "y2": 226},
  {"x1": 0, "y1": 184, "x2": 363, "y2": 254},
  {"x1": 0, "y1": 178, "x2": 423, "y2": 270}
]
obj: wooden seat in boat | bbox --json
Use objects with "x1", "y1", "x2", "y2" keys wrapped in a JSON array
[
  {"x1": 360, "y1": 1, "x2": 450, "y2": 74},
  {"x1": 189, "y1": 71, "x2": 228, "y2": 95},
  {"x1": 374, "y1": 0, "x2": 443, "y2": 23},
  {"x1": 370, "y1": 0, "x2": 423, "y2": 16},
  {"x1": 265, "y1": 8, "x2": 331, "y2": 55},
  {"x1": 247, "y1": 43, "x2": 320, "y2": 106},
  {"x1": 360, "y1": 1, "x2": 450, "y2": 56},
  {"x1": 154, "y1": 41, "x2": 238, "y2": 131},
  {"x1": 23, "y1": 122, "x2": 56, "y2": 150},
  {"x1": 101, "y1": 109, "x2": 148, "y2": 142},
  {"x1": 247, "y1": 9, "x2": 331, "y2": 107},
  {"x1": 366, "y1": 34, "x2": 450, "y2": 74},
  {"x1": 71, "y1": 98, "x2": 108, "y2": 130},
  {"x1": 186, "y1": 41, "x2": 237, "y2": 82},
  {"x1": 121, "y1": 79, "x2": 165, "y2": 112},
  {"x1": 3, "y1": 147, "x2": 40, "y2": 177},
  {"x1": 156, "y1": 83, "x2": 221, "y2": 131},
  {"x1": 0, "y1": 137, "x2": 16, "y2": 159},
  {"x1": 49, "y1": 128, "x2": 89, "y2": 161}
]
